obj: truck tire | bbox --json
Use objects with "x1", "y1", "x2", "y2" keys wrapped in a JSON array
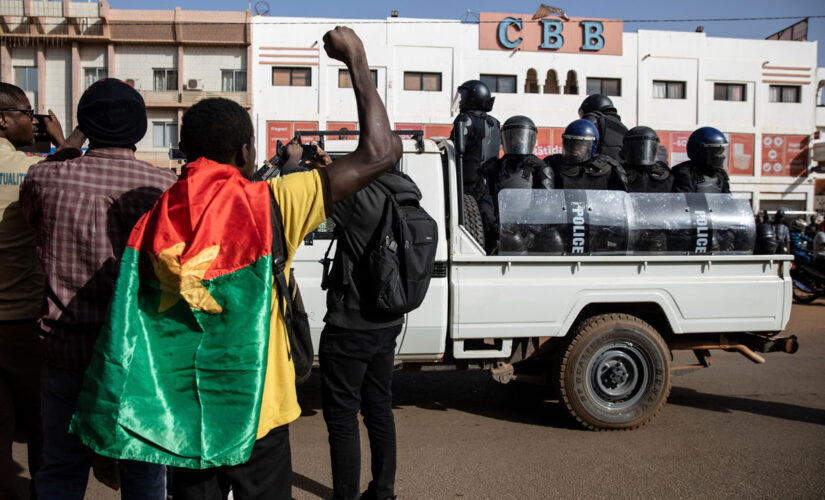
[
  {"x1": 554, "y1": 313, "x2": 671, "y2": 430},
  {"x1": 463, "y1": 194, "x2": 485, "y2": 248}
]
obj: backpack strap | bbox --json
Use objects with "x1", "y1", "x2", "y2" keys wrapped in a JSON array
[
  {"x1": 320, "y1": 235, "x2": 336, "y2": 291},
  {"x1": 268, "y1": 186, "x2": 294, "y2": 361}
]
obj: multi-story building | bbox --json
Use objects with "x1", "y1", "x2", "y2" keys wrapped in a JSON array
[
  {"x1": 252, "y1": 12, "x2": 825, "y2": 213},
  {"x1": 0, "y1": 0, "x2": 250, "y2": 166},
  {"x1": 2, "y1": 5, "x2": 822, "y2": 211}
]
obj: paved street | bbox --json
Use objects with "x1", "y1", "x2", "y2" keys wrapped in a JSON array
[{"x1": 12, "y1": 301, "x2": 825, "y2": 499}]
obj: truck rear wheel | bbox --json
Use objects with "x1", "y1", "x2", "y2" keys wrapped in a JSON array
[
  {"x1": 554, "y1": 313, "x2": 671, "y2": 430},
  {"x1": 462, "y1": 194, "x2": 485, "y2": 248}
]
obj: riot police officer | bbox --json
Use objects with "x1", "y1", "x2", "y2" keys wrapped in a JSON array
[
  {"x1": 671, "y1": 127, "x2": 731, "y2": 193},
  {"x1": 450, "y1": 79, "x2": 501, "y2": 195},
  {"x1": 622, "y1": 126, "x2": 673, "y2": 193},
  {"x1": 545, "y1": 119, "x2": 628, "y2": 191},
  {"x1": 480, "y1": 116, "x2": 554, "y2": 254},
  {"x1": 579, "y1": 93, "x2": 628, "y2": 161}
]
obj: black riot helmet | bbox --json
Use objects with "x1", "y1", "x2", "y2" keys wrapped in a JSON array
[
  {"x1": 623, "y1": 126, "x2": 660, "y2": 166},
  {"x1": 457, "y1": 80, "x2": 495, "y2": 113},
  {"x1": 578, "y1": 93, "x2": 616, "y2": 117},
  {"x1": 501, "y1": 115, "x2": 537, "y2": 156}
]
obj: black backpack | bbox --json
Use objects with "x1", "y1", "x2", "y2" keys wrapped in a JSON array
[
  {"x1": 324, "y1": 176, "x2": 438, "y2": 315},
  {"x1": 269, "y1": 189, "x2": 313, "y2": 385}
]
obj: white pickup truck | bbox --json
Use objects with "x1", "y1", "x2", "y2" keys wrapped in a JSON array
[{"x1": 290, "y1": 135, "x2": 798, "y2": 431}]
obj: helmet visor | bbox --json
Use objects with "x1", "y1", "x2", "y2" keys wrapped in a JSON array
[
  {"x1": 702, "y1": 143, "x2": 729, "y2": 169},
  {"x1": 562, "y1": 136, "x2": 595, "y2": 163},
  {"x1": 625, "y1": 137, "x2": 659, "y2": 165},
  {"x1": 502, "y1": 127, "x2": 537, "y2": 156},
  {"x1": 450, "y1": 90, "x2": 462, "y2": 114}
]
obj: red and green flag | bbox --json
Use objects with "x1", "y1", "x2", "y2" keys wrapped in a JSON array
[{"x1": 70, "y1": 158, "x2": 276, "y2": 469}]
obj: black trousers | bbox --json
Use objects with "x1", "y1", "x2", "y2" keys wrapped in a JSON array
[
  {"x1": 319, "y1": 323, "x2": 402, "y2": 500},
  {"x1": 171, "y1": 425, "x2": 291, "y2": 500},
  {"x1": 0, "y1": 320, "x2": 42, "y2": 500}
]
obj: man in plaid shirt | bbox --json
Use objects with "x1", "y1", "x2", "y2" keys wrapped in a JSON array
[{"x1": 20, "y1": 79, "x2": 177, "y2": 498}]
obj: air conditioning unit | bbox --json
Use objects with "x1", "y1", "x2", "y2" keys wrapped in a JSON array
[
  {"x1": 125, "y1": 78, "x2": 140, "y2": 89},
  {"x1": 186, "y1": 79, "x2": 203, "y2": 91}
]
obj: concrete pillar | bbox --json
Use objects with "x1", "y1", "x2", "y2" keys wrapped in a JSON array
[
  {"x1": 107, "y1": 43, "x2": 115, "y2": 79},
  {"x1": 0, "y1": 44, "x2": 12, "y2": 83},
  {"x1": 36, "y1": 46, "x2": 46, "y2": 113},
  {"x1": 71, "y1": 42, "x2": 81, "y2": 129},
  {"x1": 177, "y1": 45, "x2": 184, "y2": 94}
]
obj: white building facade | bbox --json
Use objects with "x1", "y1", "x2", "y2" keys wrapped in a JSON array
[{"x1": 252, "y1": 13, "x2": 825, "y2": 213}]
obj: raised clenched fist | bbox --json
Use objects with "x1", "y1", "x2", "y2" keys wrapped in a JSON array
[{"x1": 323, "y1": 26, "x2": 365, "y2": 65}]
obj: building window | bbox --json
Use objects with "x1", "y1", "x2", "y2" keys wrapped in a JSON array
[
  {"x1": 153, "y1": 69, "x2": 178, "y2": 91},
  {"x1": 338, "y1": 69, "x2": 378, "y2": 88},
  {"x1": 586, "y1": 77, "x2": 621, "y2": 96},
  {"x1": 84, "y1": 68, "x2": 107, "y2": 89},
  {"x1": 480, "y1": 74, "x2": 516, "y2": 94},
  {"x1": 221, "y1": 70, "x2": 247, "y2": 92},
  {"x1": 652, "y1": 80, "x2": 686, "y2": 99},
  {"x1": 153, "y1": 122, "x2": 178, "y2": 148},
  {"x1": 403, "y1": 72, "x2": 442, "y2": 91},
  {"x1": 714, "y1": 83, "x2": 746, "y2": 101},
  {"x1": 544, "y1": 70, "x2": 560, "y2": 94},
  {"x1": 272, "y1": 67, "x2": 311, "y2": 87},
  {"x1": 564, "y1": 70, "x2": 578, "y2": 95},
  {"x1": 14, "y1": 66, "x2": 37, "y2": 94},
  {"x1": 524, "y1": 69, "x2": 539, "y2": 94},
  {"x1": 769, "y1": 85, "x2": 800, "y2": 103}
]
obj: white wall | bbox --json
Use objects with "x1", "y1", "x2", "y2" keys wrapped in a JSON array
[
  {"x1": 137, "y1": 109, "x2": 178, "y2": 152},
  {"x1": 44, "y1": 47, "x2": 71, "y2": 131},
  {"x1": 114, "y1": 45, "x2": 177, "y2": 91},
  {"x1": 183, "y1": 46, "x2": 246, "y2": 91}
]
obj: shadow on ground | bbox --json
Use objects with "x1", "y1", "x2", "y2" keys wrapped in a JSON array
[
  {"x1": 668, "y1": 386, "x2": 825, "y2": 425},
  {"x1": 298, "y1": 369, "x2": 576, "y2": 430}
]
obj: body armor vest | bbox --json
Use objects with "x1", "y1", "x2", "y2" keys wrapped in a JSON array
[
  {"x1": 546, "y1": 154, "x2": 627, "y2": 191},
  {"x1": 583, "y1": 110, "x2": 628, "y2": 162},
  {"x1": 625, "y1": 161, "x2": 673, "y2": 193},
  {"x1": 453, "y1": 111, "x2": 501, "y2": 187}
]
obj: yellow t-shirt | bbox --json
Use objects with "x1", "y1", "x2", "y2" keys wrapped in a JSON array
[{"x1": 257, "y1": 169, "x2": 329, "y2": 438}]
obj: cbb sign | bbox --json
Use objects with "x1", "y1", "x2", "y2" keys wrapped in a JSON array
[{"x1": 479, "y1": 12, "x2": 623, "y2": 55}]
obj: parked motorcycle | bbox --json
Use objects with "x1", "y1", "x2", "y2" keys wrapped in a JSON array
[{"x1": 791, "y1": 256, "x2": 825, "y2": 304}]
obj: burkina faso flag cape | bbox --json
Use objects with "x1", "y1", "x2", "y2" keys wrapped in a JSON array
[{"x1": 70, "y1": 158, "x2": 278, "y2": 469}]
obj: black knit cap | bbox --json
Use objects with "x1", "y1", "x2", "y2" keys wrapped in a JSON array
[{"x1": 77, "y1": 78, "x2": 147, "y2": 147}]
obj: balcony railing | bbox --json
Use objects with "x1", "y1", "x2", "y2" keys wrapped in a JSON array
[
  {"x1": 138, "y1": 90, "x2": 180, "y2": 107},
  {"x1": 181, "y1": 90, "x2": 249, "y2": 107},
  {"x1": 136, "y1": 90, "x2": 250, "y2": 108}
]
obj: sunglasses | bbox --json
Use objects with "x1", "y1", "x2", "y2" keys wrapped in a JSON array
[{"x1": 0, "y1": 108, "x2": 35, "y2": 119}]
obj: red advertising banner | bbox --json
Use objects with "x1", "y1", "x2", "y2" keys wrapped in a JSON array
[
  {"x1": 327, "y1": 121, "x2": 357, "y2": 140},
  {"x1": 424, "y1": 124, "x2": 453, "y2": 140},
  {"x1": 266, "y1": 121, "x2": 293, "y2": 159},
  {"x1": 654, "y1": 131, "x2": 754, "y2": 176},
  {"x1": 293, "y1": 121, "x2": 318, "y2": 138},
  {"x1": 266, "y1": 121, "x2": 318, "y2": 159},
  {"x1": 394, "y1": 123, "x2": 424, "y2": 140},
  {"x1": 761, "y1": 134, "x2": 809, "y2": 177},
  {"x1": 727, "y1": 133, "x2": 755, "y2": 175}
]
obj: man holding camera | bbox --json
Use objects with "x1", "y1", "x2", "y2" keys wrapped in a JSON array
[
  {"x1": 21, "y1": 78, "x2": 177, "y2": 498},
  {"x1": 0, "y1": 82, "x2": 68, "y2": 499}
]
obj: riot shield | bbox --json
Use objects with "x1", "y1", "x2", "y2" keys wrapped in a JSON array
[
  {"x1": 627, "y1": 193, "x2": 755, "y2": 255},
  {"x1": 498, "y1": 189, "x2": 755, "y2": 256},
  {"x1": 498, "y1": 189, "x2": 630, "y2": 256}
]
